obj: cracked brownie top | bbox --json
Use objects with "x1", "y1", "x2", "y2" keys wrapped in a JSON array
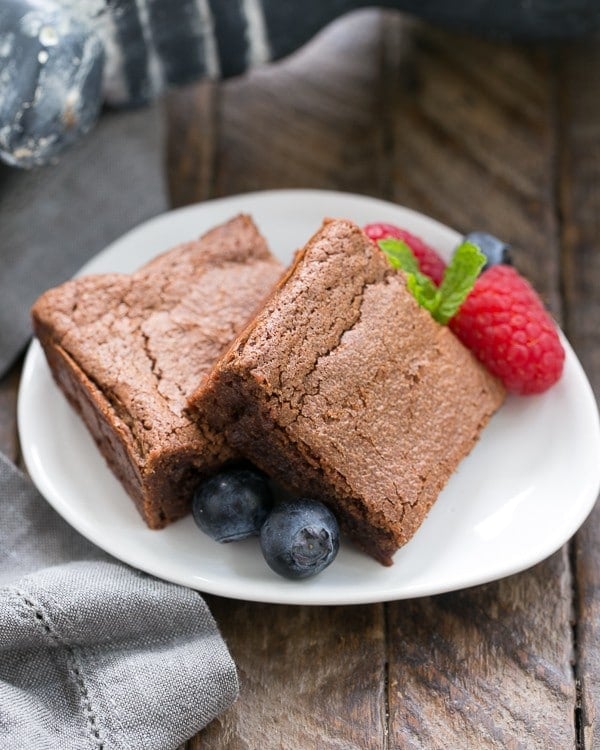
[
  {"x1": 191, "y1": 218, "x2": 505, "y2": 564},
  {"x1": 32, "y1": 214, "x2": 284, "y2": 463}
]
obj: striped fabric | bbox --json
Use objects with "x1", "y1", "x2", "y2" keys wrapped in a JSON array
[
  {"x1": 97, "y1": 0, "x2": 361, "y2": 100},
  {"x1": 2, "y1": 0, "x2": 599, "y2": 167}
]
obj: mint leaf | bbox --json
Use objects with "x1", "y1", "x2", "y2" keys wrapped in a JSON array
[
  {"x1": 435, "y1": 241, "x2": 486, "y2": 324},
  {"x1": 378, "y1": 237, "x2": 419, "y2": 273},
  {"x1": 378, "y1": 237, "x2": 485, "y2": 325},
  {"x1": 378, "y1": 238, "x2": 440, "y2": 314},
  {"x1": 406, "y1": 273, "x2": 442, "y2": 310}
]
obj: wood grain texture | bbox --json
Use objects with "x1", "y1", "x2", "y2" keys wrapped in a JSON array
[
  {"x1": 558, "y1": 39, "x2": 600, "y2": 750},
  {"x1": 195, "y1": 598, "x2": 386, "y2": 749},
  {"x1": 166, "y1": 81, "x2": 218, "y2": 208},
  {"x1": 211, "y1": 9, "x2": 388, "y2": 199},
  {"x1": 0, "y1": 361, "x2": 20, "y2": 463},
  {"x1": 382, "y1": 18, "x2": 562, "y2": 316},
  {"x1": 387, "y1": 553, "x2": 574, "y2": 749},
  {"x1": 379, "y1": 17, "x2": 574, "y2": 749}
]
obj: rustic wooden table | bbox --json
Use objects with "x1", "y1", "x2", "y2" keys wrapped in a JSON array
[{"x1": 2, "y1": 10, "x2": 599, "y2": 750}]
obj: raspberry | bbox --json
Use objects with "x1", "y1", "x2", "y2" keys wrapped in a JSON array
[
  {"x1": 449, "y1": 265, "x2": 565, "y2": 395},
  {"x1": 364, "y1": 223, "x2": 446, "y2": 285}
]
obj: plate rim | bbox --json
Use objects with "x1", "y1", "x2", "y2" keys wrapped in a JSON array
[{"x1": 17, "y1": 189, "x2": 600, "y2": 605}]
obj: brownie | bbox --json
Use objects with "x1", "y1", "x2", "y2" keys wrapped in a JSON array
[
  {"x1": 32, "y1": 215, "x2": 283, "y2": 528},
  {"x1": 189, "y1": 218, "x2": 506, "y2": 565}
]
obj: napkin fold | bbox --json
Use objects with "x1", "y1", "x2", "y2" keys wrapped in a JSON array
[
  {"x1": 0, "y1": 454, "x2": 238, "y2": 750},
  {"x1": 0, "y1": 103, "x2": 239, "y2": 749}
]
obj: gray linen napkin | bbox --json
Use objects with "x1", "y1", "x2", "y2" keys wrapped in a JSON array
[
  {"x1": 0, "y1": 104, "x2": 239, "y2": 749},
  {"x1": 0, "y1": 103, "x2": 167, "y2": 377},
  {"x1": 0, "y1": 453, "x2": 238, "y2": 750}
]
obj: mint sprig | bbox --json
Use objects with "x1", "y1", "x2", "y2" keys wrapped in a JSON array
[{"x1": 378, "y1": 238, "x2": 485, "y2": 324}]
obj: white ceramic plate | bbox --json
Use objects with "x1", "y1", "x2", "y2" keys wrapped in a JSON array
[{"x1": 18, "y1": 190, "x2": 600, "y2": 605}]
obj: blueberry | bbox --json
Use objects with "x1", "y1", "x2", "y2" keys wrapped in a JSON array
[
  {"x1": 192, "y1": 467, "x2": 273, "y2": 543},
  {"x1": 260, "y1": 499, "x2": 340, "y2": 580},
  {"x1": 465, "y1": 231, "x2": 512, "y2": 271}
]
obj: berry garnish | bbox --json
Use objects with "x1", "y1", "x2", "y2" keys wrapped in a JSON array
[
  {"x1": 364, "y1": 223, "x2": 446, "y2": 284},
  {"x1": 260, "y1": 499, "x2": 340, "y2": 579},
  {"x1": 192, "y1": 466, "x2": 273, "y2": 542},
  {"x1": 465, "y1": 231, "x2": 512, "y2": 271},
  {"x1": 379, "y1": 231, "x2": 564, "y2": 395},
  {"x1": 449, "y1": 265, "x2": 565, "y2": 394}
]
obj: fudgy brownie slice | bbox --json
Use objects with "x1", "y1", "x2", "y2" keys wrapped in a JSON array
[
  {"x1": 189, "y1": 218, "x2": 505, "y2": 565},
  {"x1": 32, "y1": 215, "x2": 283, "y2": 528}
]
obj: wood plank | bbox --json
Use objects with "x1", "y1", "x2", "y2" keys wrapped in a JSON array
[
  {"x1": 388, "y1": 553, "x2": 574, "y2": 749},
  {"x1": 208, "y1": 9, "x2": 389, "y2": 198},
  {"x1": 381, "y1": 18, "x2": 575, "y2": 748},
  {"x1": 558, "y1": 39, "x2": 600, "y2": 750},
  {"x1": 165, "y1": 13, "x2": 579, "y2": 749},
  {"x1": 0, "y1": 362, "x2": 21, "y2": 463},
  {"x1": 384, "y1": 21, "x2": 562, "y2": 315},
  {"x1": 193, "y1": 598, "x2": 386, "y2": 749},
  {"x1": 165, "y1": 81, "x2": 218, "y2": 209}
]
